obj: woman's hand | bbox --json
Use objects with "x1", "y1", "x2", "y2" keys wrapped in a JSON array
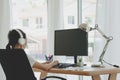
[
  {"x1": 33, "y1": 60, "x2": 59, "y2": 71},
  {"x1": 42, "y1": 61, "x2": 51, "y2": 64},
  {"x1": 42, "y1": 60, "x2": 59, "y2": 65},
  {"x1": 52, "y1": 60, "x2": 59, "y2": 66},
  {"x1": 45, "y1": 60, "x2": 59, "y2": 70}
]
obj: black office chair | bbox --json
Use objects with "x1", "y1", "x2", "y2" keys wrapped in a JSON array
[
  {"x1": 43, "y1": 76, "x2": 66, "y2": 80},
  {"x1": 0, "y1": 49, "x2": 66, "y2": 80}
]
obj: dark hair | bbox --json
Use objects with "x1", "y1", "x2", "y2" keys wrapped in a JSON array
[{"x1": 6, "y1": 29, "x2": 26, "y2": 49}]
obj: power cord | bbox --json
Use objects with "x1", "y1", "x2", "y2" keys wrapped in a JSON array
[{"x1": 103, "y1": 60, "x2": 119, "y2": 68}]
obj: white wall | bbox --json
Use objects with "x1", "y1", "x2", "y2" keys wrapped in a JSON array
[
  {"x1": 106, "y1": 0, "x2": 120, "y2": 65},
  {"x1": 0, "y1": 0, "x2": 10, "y2": 49},
  {"x1": 0, "y1": 0, "x2": 10, "y2": 79}
]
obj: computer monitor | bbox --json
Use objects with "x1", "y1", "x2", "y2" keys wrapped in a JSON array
[{"x1": 54, "y1": 28, "x2": 88, "y2": 64}]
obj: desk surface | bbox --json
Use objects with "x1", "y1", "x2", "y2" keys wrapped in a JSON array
[{"x1": 33, "y1": 66, "x2": 120, "y2": 76}]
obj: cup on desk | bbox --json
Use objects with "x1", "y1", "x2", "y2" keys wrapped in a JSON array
[
  {"x1": 77, "y1": 57, "x2": 84, "y2": 67},
  {"x1": 45, "y1": 54, "x2": 53, "y2": 62},
  {"x1": 77, "y1": 62, "x2": 84, "y2": 67}
]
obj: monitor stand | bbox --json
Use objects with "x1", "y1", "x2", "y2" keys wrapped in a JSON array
[{"x1": 74, "y1": 55, "x2": 77, "y2": 64}]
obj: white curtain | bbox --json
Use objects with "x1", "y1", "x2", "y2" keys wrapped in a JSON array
[
  {"x1": 0, "y1": 0, "x2": 10, "y2": 49},
  {"x1": 47, "y1": 0, "x2": 64, "y2": 55},
  {"x1": 0, "y1": 0, "x2": 10, "y2": 79},
  {"x1": 95, "y1": 0, "x2": 120, "y2": 65},
  {"x1": 95, "y1": 0, "x2": 120, "y2": 79}
]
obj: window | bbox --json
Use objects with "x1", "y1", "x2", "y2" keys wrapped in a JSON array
[
  {"x1": 63, "y1": 0, "x2": 78, "y2": 29},
  {"x1": 36, "y1": 17, "x2": 43, "y2": 28},
  {"x1": 11, "y1": 0, "x2": 48, "y2": 61},
  {"x1": 22, "y1": 19, "x2": 29, "y2": 27},
  {"x1": 68, "y1": 16, "x2": 74, "y2": 24},
  {"x1": 82, "y1": 0, "x2": 97, "y2": 63},
  {"x1": 82, "y1": 0, "x2": 96, "y2": 25},
  {"x1": 11, "y1": 0, "x2": 96, "y2": 62},
  {"x1": 63, "y1": 0, "x2": 97, "y2": 63}
]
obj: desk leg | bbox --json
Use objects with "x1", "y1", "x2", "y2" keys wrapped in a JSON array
[
  {"x1": 92, "y1": 75, "x2": 101, "y2": 80},
  {"x1": 108, "y1": 73, "x2": 117, "y2": 80},
  {"x1": 78, "y1": 76, "x2": 83, "y2": 80}
]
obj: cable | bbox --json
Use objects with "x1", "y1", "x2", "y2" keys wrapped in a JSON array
[{"x1": 103, "y1": 60, "x2": 119, "y2": 68}]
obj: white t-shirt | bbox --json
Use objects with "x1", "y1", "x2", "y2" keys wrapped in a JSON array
[
  {"x1": 26, "y1": 54, "x2": 36, "y2": 67},
  {"x1": 25, "y1": 49, "x2": 37, "y2": 67}
]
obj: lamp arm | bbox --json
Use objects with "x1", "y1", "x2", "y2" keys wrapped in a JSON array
[
  {"x1": 94, "y1": 24, "x2": 113, "y2": 64},
  {"x1": 95, "y1": 24, "x2": 110, "y2": 40},
  {"x1": 98, "y1": 39, "x2": 111, "y2": 64}
]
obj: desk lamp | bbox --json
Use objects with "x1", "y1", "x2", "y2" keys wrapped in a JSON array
[{"x1": 79, "y1": 23, "x2": 113, "y2": 65}]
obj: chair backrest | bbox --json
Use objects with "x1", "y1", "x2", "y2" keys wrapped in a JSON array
[{"x1": 0, "y1": 49, "x2": 36, "y2": 80}]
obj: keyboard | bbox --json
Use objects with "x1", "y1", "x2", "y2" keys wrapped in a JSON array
[{"x1": 53, "y1": 63, "x2": 78, "y2": 68}]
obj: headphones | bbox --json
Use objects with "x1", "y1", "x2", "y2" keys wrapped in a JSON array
[{"x1": 15, "y1": 29, "x2": 26, "y2": 45}]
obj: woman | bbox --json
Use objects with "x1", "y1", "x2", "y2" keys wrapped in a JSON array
[{"x1": 6, "y1": 29, "x2": 58, "y2": 80}]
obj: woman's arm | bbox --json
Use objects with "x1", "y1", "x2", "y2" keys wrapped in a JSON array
[
  {"x1": 42, "y1": 61, "x2": 51, "y2": 64},
  {"x1": 32, "y1": 60, "x2": 58, "y2": 71},
  {"x1": 26, "y1": 54, "x2": 58, "y2": 71},
  {"x1": 33, "y1": 61, "x2": 58, "y2": 80}
]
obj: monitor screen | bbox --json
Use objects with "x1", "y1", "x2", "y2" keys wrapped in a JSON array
[{"x1": 54, "y1": 28, "x2": 88, "y2": 56}]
